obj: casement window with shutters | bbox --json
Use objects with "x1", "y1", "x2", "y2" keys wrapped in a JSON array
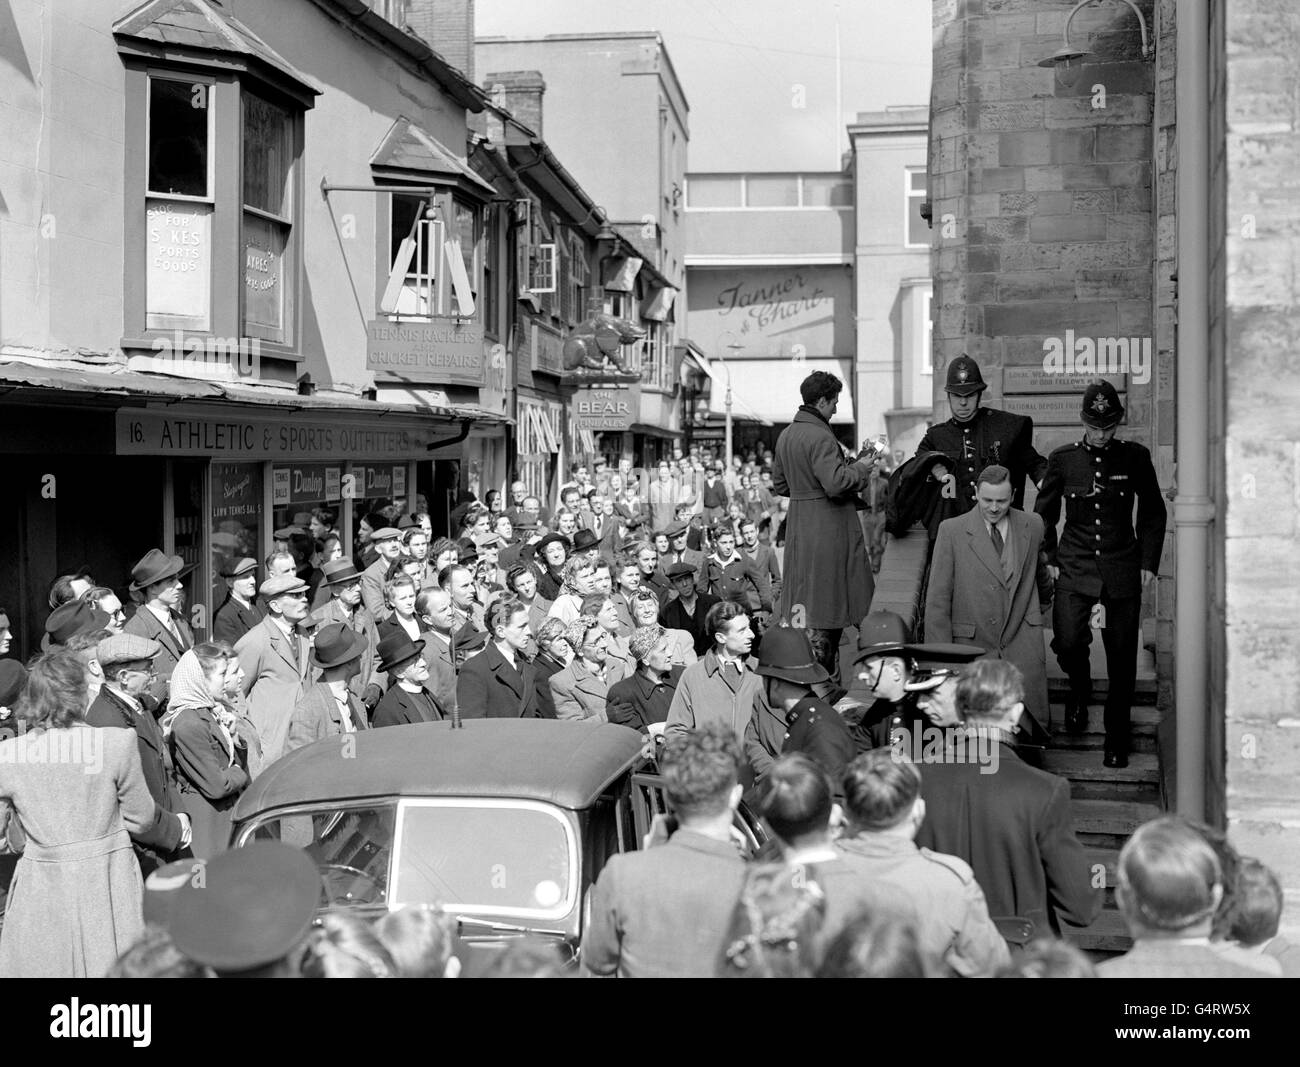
[
  {"x1": 118, "y1": 3, "x2": 317, "y2": 360},
  {"x1": 516, "y1": 200, "x2": 557, "y2": 309},
  {"x1": 382, "y1": 192, "x2": 483, "y2": 320}
]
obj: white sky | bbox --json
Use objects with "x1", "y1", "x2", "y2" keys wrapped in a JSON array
[{"x1": 474, "y1": 0, "x2": 932, "y2": 172}]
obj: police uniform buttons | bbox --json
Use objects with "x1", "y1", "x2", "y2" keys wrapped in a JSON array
[
  {"x1": 1095, "y1": 503, "x2": 1100, "y2": 509},
  {"x1": 1096, "y1": 519, "x2": 1101, "y2": 525}
]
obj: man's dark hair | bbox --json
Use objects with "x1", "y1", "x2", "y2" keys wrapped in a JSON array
[
  {"x1": 1188, "y1": 820, "x2": 1240, "y2": 940},
  {"x1": 706, "y1": 599, "x2": 747, "y2": 644},
  {"x1": 977, "y1": 464, "x2": 1011, "y2": 488},
  {"x1": 800, "y1": 371, "x2": 842, "y2": 407},
  {"x1": 660, "y1": 723, "x2": 742, "y2": 820},
  {"x1": 1228, "y1": 857, "x2": 1283, "y2": 947},
  {"x1": 758, "y1": 753, "x2": 833, "y2": 844},
  {"x1": 485, "y1": 596, "x2": 526, "y2": 637},
  {"x1": 842, "y1": 750, "x2": 921, "y2": 831},
  {"x1": 816, "y1": 910, "x2": 926, "y2": 978},
  {"x1": 996, "y1": 938, "x2": 1096, "y2": 978}
]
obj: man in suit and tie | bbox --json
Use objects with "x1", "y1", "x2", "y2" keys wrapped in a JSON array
[
  {"x1": 925, "y1": 464, "x2": 1052, "y2": 733},
  {"x1": 372, "y1": 632, "x2": 445, "y2": 728},
  {"x1": 285, "y1": 623, "x2": 371, "y2": 753},
  {"x1": 311, "y1": 557, "x2": 385, "y2": 712},
  {"x1": 457, "y1": 597, "x2": 539, "y2": 718},
  {"x1": 359, "y1": 527, "x2": 405, "y2": 621},
  {"x1": 123, "y1": 548, "x2": 196, "y2": 710},
  {"x1": 661, "y1": 520, "x2": 706, "y2": 587},
  {"x1": 86, "y1": 634, "x2": 192, "y2": 874},
  {"x1": 212, "y1": 557, "x2": 262, "y2": 648},
  {"x1": 235, "y1": 574, "x2": 312, "y2": 765},
  {"x1": 414, "y1": 587, "x2": 459, "y2": 718}
]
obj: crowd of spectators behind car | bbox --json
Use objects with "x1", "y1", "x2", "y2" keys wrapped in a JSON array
[{"x1": 0, "y1": 442, "x2": 1294, "y2": 978}]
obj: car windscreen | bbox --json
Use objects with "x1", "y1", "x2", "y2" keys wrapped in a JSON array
[
  {"x1": 391, "y1": 798, "x2": 577, "y2": 921},
  {"x1": 240, "y1": 803, "x2": 395, "y2": 908}
]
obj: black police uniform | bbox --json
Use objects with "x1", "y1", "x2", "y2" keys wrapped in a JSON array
[
  {"x1": 1034, "y1": 430, "x2": 1166, "y2": 754},
  {"x1": 897, "y1": 358, "x2": 1048, "y2": 540},
  {"x1": 782, "y1": 695, "x2": 857, "y2": 801}
]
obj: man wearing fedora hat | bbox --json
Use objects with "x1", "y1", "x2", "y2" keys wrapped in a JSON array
[
  {"x1": 372, "y1": 632, "x2": 445, "y2": 728},
  {"x1": 213, "y1": 558, "x2": 262, "y2": 648},
  {"x1": 660, "y1": 519, "x2": 705, "y2": 579},
  {"x1": 285, "y1": 622, "x2": 371, "y2": 752},
  {"x1": 894, "y1": 354, "x2": 1048, "y2": 541},
  {"x1": 745, "y1": 626, "x2": 856, "y2": 794},
  {"x1": 123, "y1": 548, "x2": 196, "y2": 709},
  {"x1": 312, "y1": 558, "x2": 384, "y2": 705},
  {"x1": 1034, "y1": 380, "x2": 1167, "y2": 767},
  {"x1": 235, "y1": 574, "x2": 312, "y2": 764}
]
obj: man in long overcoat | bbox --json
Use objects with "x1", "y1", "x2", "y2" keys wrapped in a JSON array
[
  {"x1": 925, "y1": 465, "x2": 1052, "y2": 727},
  {"x1": 771, "y1": 370, "x2": 876, "y2": 674}
]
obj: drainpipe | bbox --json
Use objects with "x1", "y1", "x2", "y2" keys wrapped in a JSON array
[{"x1": 1174, "y1": 0, "x2": 1213, "y2": 821}]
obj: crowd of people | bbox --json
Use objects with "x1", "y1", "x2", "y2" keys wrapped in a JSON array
[{"x1": 0, "y1": 364, "x2": 1285, "y2": 979}]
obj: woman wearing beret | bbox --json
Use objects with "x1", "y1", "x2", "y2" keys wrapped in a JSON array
[
  {"x1": 166, "y1": 643, "x2": 251, "y2": 860},
  {"x1": 0, "y1": 650, "x2": 157, "y2": 977}
]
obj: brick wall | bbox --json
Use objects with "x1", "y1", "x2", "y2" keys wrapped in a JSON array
[
  {"x1": 1217, "y1": 0, "x2": 1300, "y2": 938},
  {"x1": 407, "y1": 0, "x2": 475, "y2": 80},
  {"x1": 930, "y1": 0, "x2": 1170, "y2": 698}
]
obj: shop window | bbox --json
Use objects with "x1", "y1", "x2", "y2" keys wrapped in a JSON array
[
  {"x1": 146, "y1": 75, "x2": 214, "y2": 332},
  {"x1": 242, "y1": 92, "x2": 295, "y2": 343},
  {"x1": 209, "y1": 462, "x2": 263, "y2": 627}
]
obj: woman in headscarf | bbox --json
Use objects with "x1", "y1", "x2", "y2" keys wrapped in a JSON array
[
  {"x1": 0, "y1": 649, "x2": 156, "y2": 977},
  {"x1": 166, "y1": 642, "x2": 251, "y2": 860}
]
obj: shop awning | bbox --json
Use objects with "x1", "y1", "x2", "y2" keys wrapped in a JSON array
[
  {"x1": 641, "y1": 285, "x2": 678, "y2": 322},
  {"x1": 688, "y1": 355, "x2": 854, "y2": 426},
  {"x1": 681, "y1": 352, "x2": 771, "y2": 426},
  {"x1": 0, "y1": 359, "x2": 504, "y2": 423},
  {"x1": 602, "y1": 257, "x2": 643, "y2": 292}
]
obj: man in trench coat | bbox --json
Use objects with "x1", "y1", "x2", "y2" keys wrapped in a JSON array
[
  {"x1": 771, "y1": 370, "x2": 877, "y2": 675},
  {"x1": 925, "y1": 465, "x2": 1052, "y2": 730}
]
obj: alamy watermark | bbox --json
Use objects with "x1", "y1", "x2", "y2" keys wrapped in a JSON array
[
  {"x1": 890, "y1": 725, "x2": 1001, "y2": 775},
  {"x1": 1042, "y1": 330, "x2": 1151, "y2": 385},
  {"x1": 0, "y1": 721, "x2": 104, "y2": 775},
  {"x1": 147, "y1": 330, "x2": 260, "y2": 378}
]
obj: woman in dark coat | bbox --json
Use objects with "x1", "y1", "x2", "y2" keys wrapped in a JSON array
[
  {"x1": 771, "y1": 372, "x2": 876, "y2": 671},
  {"x1": 166, "y1": 643, "x2": 250, "y2": 860},
  {"x1": 532, "y1": 618, "x2": 572, "y2": 720}
]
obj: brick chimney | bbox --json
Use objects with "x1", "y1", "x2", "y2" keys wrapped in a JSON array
[
  {"x1": 405, "y1": 0, "x2": 475, "y2": 81},
  {"x1": 483, "y1": 71, "x2": 546, "y2": 137}
]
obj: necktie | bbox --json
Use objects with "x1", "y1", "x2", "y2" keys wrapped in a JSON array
[{"x1": 990, "y1": 523, "x2": 1004, "y2": 557}]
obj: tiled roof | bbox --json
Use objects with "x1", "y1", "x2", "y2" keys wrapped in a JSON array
[{"x1": 113, "y1": 0, "x2": 320, "y2": 94}]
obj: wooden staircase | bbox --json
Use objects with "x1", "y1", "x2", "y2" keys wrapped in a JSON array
[{"x1": 1045, "y1": 673, "x2": 1164, "y2": 956}]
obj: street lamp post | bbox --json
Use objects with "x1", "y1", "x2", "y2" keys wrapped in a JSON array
[{"x1": 718, "y1": 337, "x2": 743, "y2": 472}]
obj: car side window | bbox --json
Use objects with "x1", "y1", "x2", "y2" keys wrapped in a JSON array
[{"x1": 246, "y1": 804, "x2": 395, "y2": 907}]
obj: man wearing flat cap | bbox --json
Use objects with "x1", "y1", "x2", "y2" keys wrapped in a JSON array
[
  {"x1": 661, "y1": 519, "x2": 705, "y2": 580},
  {"x1": 894, "y1": 354, "x2": 1048, "y2": 541},
  {"x1": 87, "y1": 634, "x2": 192, "y2": 874},
  {"x1": 213, "y1": 557, "x2": 262, "y2": 647},
  {"x1": 1034, "y1": 380, "x2": 1167, "y2": 768},
  {"x1": 122, "y1": 548, "x2": 196, "y2": 709},
  {"x1": 360, "y1": 526, "x2": 405, "y2": 621},
  {"x1": 235, "y1": 573, "x2": 312, "y2": 765},
  {"x1": 285, "y1": 622, "x2": 371, "y2": 753}
]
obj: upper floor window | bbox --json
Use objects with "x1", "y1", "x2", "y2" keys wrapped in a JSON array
[
  {"x1": 383, "y1": 191, "x2": 481, "y2": 321},
  {"x1": 905, "y1": 168, "x2": 931, "y2": 248},
  {"x1": 685, "y1": 173, "x2": 851, "y2": 210},
  {"x1": 242, "y1": 92, "x2": 295, "y2": 342},
  {"x1": 146, "y1": 75, "x2": 215, "y2": 333}
]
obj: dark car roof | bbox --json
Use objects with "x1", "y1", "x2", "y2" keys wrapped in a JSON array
[{"x1": 233, "y1": 719, "x2": 647, "y2": 820}]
